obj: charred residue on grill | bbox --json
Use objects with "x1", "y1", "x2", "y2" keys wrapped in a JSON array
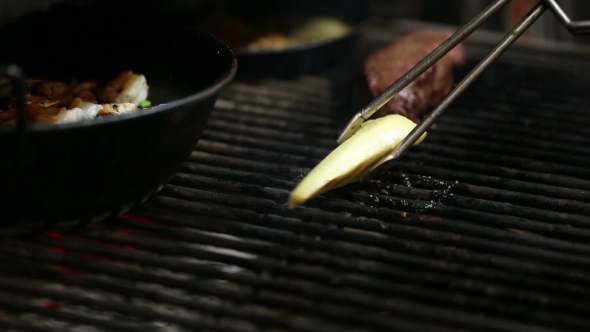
[{"x1": 337, "y1": 174, "x2": 457, "y2": 216}]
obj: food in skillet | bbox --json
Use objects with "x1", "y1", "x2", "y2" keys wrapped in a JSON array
[
  {"x1": 198, "y1": 14, "x2": 352, "y2": 52},
  {"x1": 363, "y1": 30, "x2": 467, "y2": 123},
  {"x1": 288, "y1": 114, "x2": 426, "y2": 209},
  {"x1": 0, "y1": 70, "x2": 150, "y2": 125}
]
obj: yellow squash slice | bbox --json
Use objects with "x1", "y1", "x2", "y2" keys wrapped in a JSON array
[{"x1": 288, "y1": 114, "x2": 427, "y2": 209}]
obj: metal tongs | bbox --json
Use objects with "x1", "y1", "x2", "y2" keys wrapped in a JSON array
[{"x1": 338, "y1": 0, "x2": 590, "y2": 178}]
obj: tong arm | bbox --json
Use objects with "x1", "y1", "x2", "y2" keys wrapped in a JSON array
[
  {"x1": 336, "y1": 0, "x2": 514, "y2": 144},
  {"x1": 336, "y1": 0, "x2": 590, "y2": 182},
  {"x1": 367, "y1": 1, "x2": 547, "y2": 176},
  {"x1": 544, "y1": 0, "x2": 590, "y2": 35}
]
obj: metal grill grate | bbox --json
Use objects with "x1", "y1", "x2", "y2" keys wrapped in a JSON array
[{"x1": 2, "y1": 61, "x2": 590, "y2": 332}]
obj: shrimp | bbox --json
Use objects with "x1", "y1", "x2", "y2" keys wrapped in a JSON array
[
  {"x1": 0, "y1": 95, "x2": 61, "y2": 124},
  {"x1": 69, "y1": 97, "x2": 103, "y2": 120},
  {"x1": 36, "y1": 81, "x2": 70, "y2": 100},
  {"x1": 0, "y1": 111, "x2": 15, "y2": 125},
  {"x1": 26, "y1": 103, "x2": 63, "y2": 123},
  {"x1": 35, "y1": 97, "x2": 103, "y2": 124},
  {"x1": 98, "y1": 102, "x2": 138, "y2": 116},
  {"x1": 7, "y1": 96, "x2": 102, "y2": 124},
  {"x1": 6, "y1": 94, "x2": 60, "y2": 113},
  {"x1": 54, "y1": 107, "x2": 93, "y2": 123},
  {"x1": 1, "y1": 70, "x2": 148, "y2": 126},
  {"x1": 28, "y1": 105, "x2": 95, "y2": 124},
  {"x1": 35, "y1": 79, "x2": 98, "y2": 106},
  {"x1": 98, "y1": 70, "x2": 149, "y2": 105},
  {"x1": 73, "y1": 89, "x2": 98, "y2": 103}
]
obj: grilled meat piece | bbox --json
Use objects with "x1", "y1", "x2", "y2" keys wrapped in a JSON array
[{"x1": 363, "y1": 30, "x2": 466, "y2": 123}]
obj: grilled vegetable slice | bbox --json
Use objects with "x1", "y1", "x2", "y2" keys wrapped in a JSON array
[{"x1": 288, "y1": 114, "x2": 426, "y2": 209}]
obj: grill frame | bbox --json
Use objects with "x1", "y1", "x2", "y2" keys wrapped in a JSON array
[{"x1": 3, "y1": 17, "x2": 590, "y2": 332}]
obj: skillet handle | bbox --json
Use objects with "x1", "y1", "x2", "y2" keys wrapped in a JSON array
[{"x1": 0, "y1": 64, "x2": 29, "y2": 136}]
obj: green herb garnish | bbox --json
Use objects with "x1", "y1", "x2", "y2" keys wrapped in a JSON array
[{"x1": 138, "y1": 100, "x2": 152, "y2": 108}]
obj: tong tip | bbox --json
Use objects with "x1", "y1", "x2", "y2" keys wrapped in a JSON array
[{"x1": 337, "y1": 113, "x2": 366, "y2": 144}]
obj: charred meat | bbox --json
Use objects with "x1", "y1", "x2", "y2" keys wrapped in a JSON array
[{"x1": 363, "y1": 30, "x2": 466, "y2": 123}]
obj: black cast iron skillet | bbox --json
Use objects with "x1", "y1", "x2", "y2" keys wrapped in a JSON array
[
  {"x1": 0, "y1": 2, "x2": 237, "y2": 227},
  {"x1": 196, "y1": 0, "x2": 369, "y2": 79}
]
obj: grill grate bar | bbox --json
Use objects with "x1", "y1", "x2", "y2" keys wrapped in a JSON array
[
  {"x1": 191, "y1": 141, "x2": 590, "y2": 226},
  {"x1": 0, "y1": 314, "x2": 64, "y2": 332},
  {"x1": 213, "y1": 96, "x2": 590, "y2": 167},
  {"x1": 425, "y1": 128, "x2": 590, "y2": 169},
  {"x1": 217, "y1": 92, "x2": 331, "y2": 114},
  {"x1": 0, "y1": 246, "x2": 461, "y2": 332},
  {"x1": 57, "y1": 230, "x2": 542, "y2": 313},
  {"x1": 188, "y1": 151, "x2": 305, "y2": 179},
  {"x1": 200, "y1": 131, "x2": 330, "y2": 159},
  {"x1": 200, "y1": 114, "x2": 590, "y2": 193},
  {"x1": 260, "y1": 77, "x2": 333, "y2": 95},
  {"x1": 415, "y1": 189, "x2": 590, "y2": 229},
  {"x1": 213, "y1": 96, "x2": 590, "y2": 171},
  {"x1": 394, "y1": 162, "x2": 590, "y2": 202},
  {"x1": 454, "y1": 107, "x2": 590, "y2": 135},
  {"x1": 414, "y1": 142, "x2": 590, "y2": 181},
  {"x1": 0, "y1": 275, "x2": 338, "y2": 332},
  {"x1": 0, "y1": 256, "x2": 381, "y2": 332},
  {"x1": 357, "y1": 172, "x2": 590, "y2": 217},
  {"x1": 190, "y1": 136, "x2": 590, "y2": 204},
  {"x1": 150, "y1": 193, "x2": 590, "y2": 292},
  {"x1": 101, "y1": 217, "x2": 590, "y2": 325},
  {"x1": 205, "y1": 119, "x2": 335, "y2": 149},
  {"x1": 209, "y1": 111, "x2": 338, "y2": 137},
  {"x1": 99, "y1": 225, "x2": 590, "y2": 330},
  {"x1": 175, "y1": 168, "x2": 590, "y2": 251},
  {"x1": 197, "y1": 140, "x2": 313, "y2": 167},
  {"x1": 204, "y1": 114, "x2": 590, "y2": 184},
  {"x1": 185, "y1": 149, "x2": 590, "y2": 240},
  {"x1": 0, "y1": 292, "x2": 152, "y2": 332},
  {"x1": 450, "y1": 182, "x2": 590, "y2": 213},
  {"x1": 456, "y1": 91, "x2": 590, "y2": 121},
  {"x1": 1, "y1": 263, "x2": 361, "y2": 332},
  {"x1": 0, "y1": 236, "x2": 570, "y2": 332},
  {"x1": 139, "y1": 208, "x2": 590, "y2": 304},
  {"x1": 436, "y1": 113, "x2": 590, "y2": 151},
  {"x1": 220, "y1": 83, "x2": 331, "y2": 107},
  {"x1": 178, "y1": 164, "x2": 590, "y2": 254},
  {"x1": 159, "y1": 181, "x2": 590, "y2": 271},
  {"x1": 214, "y1": 99, "x2": 333, "y2": 125}
]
